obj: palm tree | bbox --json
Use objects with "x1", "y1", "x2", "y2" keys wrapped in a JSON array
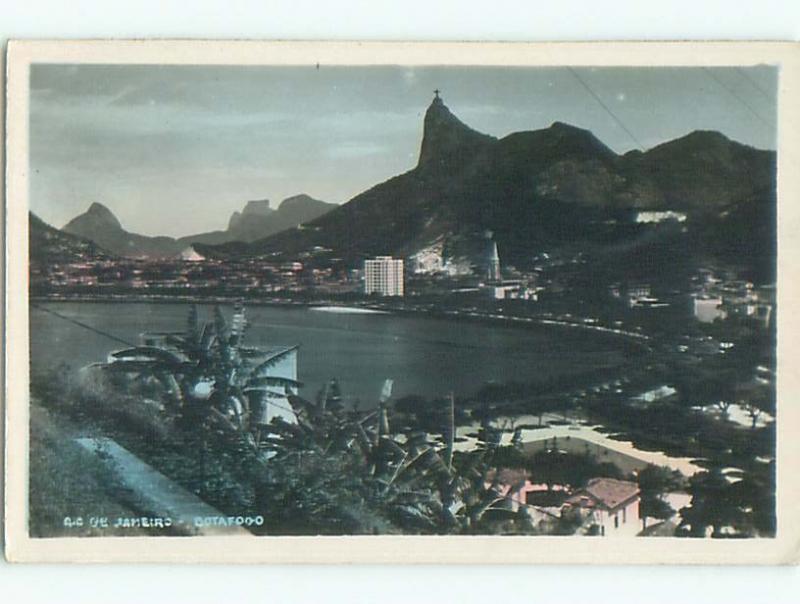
[
  {"x1": 100, "y1": 303, "x2": 300, "y2": 446},
  {"x1": 678, "y1": 468, "x2": 744, "y2": 537},
  {"x1": 263, "y1": 379, "x2": 530, "y2": 534},
  {"x1": 93, "y1": 304, "x2": 540, "y2": 535}
]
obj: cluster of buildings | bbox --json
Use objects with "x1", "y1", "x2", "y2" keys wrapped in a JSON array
[
  {"x1": 33, "y1": 255, "x2": 363, "y2": 298},
  {"x1": 361, "y1": 238, "x2": 541, "y2": 301},
  {"x1": 609, "y1": 282, "x2": 665, "y2": 308},
  {"x1": 36, "y1": 236, "x2": 774, "y2": 340},
  {"x1": 487, "y1": 467, "x2": 644, "y2": 537},
  {"x1": 691, "y1": 269, "x2": 774, "y2": 327},
  {"x1": 481, "y1": 240, "x2": 539, "y2": 301}
]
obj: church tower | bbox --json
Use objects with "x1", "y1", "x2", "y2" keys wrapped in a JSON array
[{"x1": 487, "y1": 240, "x2": 502, "y2": 282}]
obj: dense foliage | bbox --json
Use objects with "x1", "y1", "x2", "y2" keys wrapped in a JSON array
[{"x1": 29, "y1": 303, "x2": 775, "y2": 538}]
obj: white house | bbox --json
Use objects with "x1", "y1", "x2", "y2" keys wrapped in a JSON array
[{"x1": 565, "y1": 477, "x2": 641, "y2": 537}]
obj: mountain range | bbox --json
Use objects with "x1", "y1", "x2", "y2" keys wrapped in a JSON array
[
  {"x1": 60, "y1": 194, "x2": 336, "y2": 258},
  {"x1": 36, "y1": 95, "x2": 776, "y2": 284},
  {"x1": 30, "y1": 212, "x2": 117, "y2": 265},
  {"x1": 197, "y1": 95, "x2": 775, "y2": 282}
]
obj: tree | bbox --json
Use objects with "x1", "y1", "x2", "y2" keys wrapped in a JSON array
[
  {"x1": 737, "y1": 383, "x2": 774, "y2": 430},
  {"x1": 743, "y1": 403, "x2": 762, "y2": 429},
  {"x1": 728, "y1": 462, "x2": 776, "y2": 537},
  {"x1": 527, "y1": 398, "x2": 550, "y2": 427},
  {"x1": 678, "y1": 469, "x2": 744, "y2": 538},
  {"x1": 637, "y1": 466, "x2": 680, "y2": 531},
  {"x1": 99, "y1": 303, "x2": 299, "y2": 448},
  {"x1": 528, "y1": 447, "x2": 622, "y2": 494},
  {"x1": 259, "y1": 385, "x2": 541, "y2": 535},
  {"x1": 552, "y1": 505, "x2": 583, "y2": 536},
  {"x1": 82, "y1": 304, "x2": 565, "y2": 536},
  {"x1": 714, "y1": 400, "x2": 732, "y2": 420},
  {"x1": 639, "y1": 496, "x2": 673, "y2": 531}
]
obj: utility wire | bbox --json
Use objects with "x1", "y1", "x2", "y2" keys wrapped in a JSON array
[
  {"x1": 703, "y1": 67, "x2": 793, "y2": 168},
  {"x1": 30, "y1": 302, "x2": 137, "y2": 347},
  {"x1": 702, "y1": 67, "x2": 773, "y2": 129},
  {"x1": 31, "y1": 303, "x2": 303, "y2": 415},
  {"x1": 734, "y1": 67, "x2": 774, "y2": 102},
  {"x1": 566, "y1": 67, "x2": 645, "y2": 152}
]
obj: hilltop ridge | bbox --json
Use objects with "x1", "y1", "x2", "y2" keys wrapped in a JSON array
[
  {"x1": 199, "y1": 94, "x2": 774, "y2": 281},
  {"x1": 60, "y1": 194, "x2": 336, "y2": 258}
]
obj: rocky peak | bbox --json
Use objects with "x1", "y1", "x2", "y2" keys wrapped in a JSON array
[
  {"x1": 417, "y1": 93, "x2": 496, "y2": 171},
  {"x1": 279, "y1": 194, "x2": 315, "y2": 209},
  {"x1": 64, "y1": 202, "x2": 123, "y2": 232},
  {"x1": 229, "y1": 199, "x2": 272, "y2": 230},
  {"x1": 544, "y1": 121, "x2": 617, "y2": 159},
  {"x1": 241, "y1": 199, "x2": 273, "y2": 217},
  {"x1": 228, "y1": 211, "x2": 243, "y2": 230}
]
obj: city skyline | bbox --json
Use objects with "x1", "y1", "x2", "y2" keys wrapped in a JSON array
[{"x1": 31, "y1": 64, "x2": 777, "y2": 237}]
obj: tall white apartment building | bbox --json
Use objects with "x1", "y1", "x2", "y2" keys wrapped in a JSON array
[{"x1": 364, "y1": 256, "x2": 404, "y2": 296}]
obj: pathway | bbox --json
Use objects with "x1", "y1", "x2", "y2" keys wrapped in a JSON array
[{"x1": 76, "y1": 437, "x2": 252, "y2": 536}]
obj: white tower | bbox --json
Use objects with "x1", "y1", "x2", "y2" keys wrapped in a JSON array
[{"x1": 487, "y1": 240, "x2": 501, "y2": 282}]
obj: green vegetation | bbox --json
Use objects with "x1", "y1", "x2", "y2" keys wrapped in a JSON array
[
  {"x1": 28, "y1": 302, "x2": 775, "y2": 538},
  {"x1": 637, "y1": 465, "x2": 685, "y2": 531},
  {"x1": 28, "y1": 405, "x2": 171, "y2": 537}
]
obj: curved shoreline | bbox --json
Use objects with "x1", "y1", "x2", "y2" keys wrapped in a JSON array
[
  {"x1": 31, "y1": 293, "x2": 651, "y2": 346},
  {"x1": 437, "y1": 309, "x2": 650, "y2": 342},
  {"x1": 309, "y1": 305, "x2": 389, "y2": 315},
  {"x1": 32, "y1": 297, "x2": 675, "y2": 472}
]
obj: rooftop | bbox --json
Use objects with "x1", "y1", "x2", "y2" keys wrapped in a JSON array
[
  {"x1": 585, "y1": 478, "x2": 640, "y2": 509},
  {"x1": 569, "y1": 478, "x2": 640, "y2": 511}
]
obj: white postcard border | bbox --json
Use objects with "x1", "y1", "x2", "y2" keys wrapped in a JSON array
[{"x1": 4, "y1": 40, "x2": 799, "y2": 564}]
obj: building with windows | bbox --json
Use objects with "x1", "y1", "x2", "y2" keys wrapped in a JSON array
[
  {"x1": 364, "y1": 256, "x2": 404, "y2": 296},
  {"x1": 565, "y1": 477, "x2": 641, "y2": 537}
]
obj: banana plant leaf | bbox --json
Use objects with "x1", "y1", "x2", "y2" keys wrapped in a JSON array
[
  {"x1": 242, "y1": 387, "x2": 296, "y2": 398},
  {"x1": 238, "y1": 346, "x2": 268, "y2": 359},
  {"x1": 109, "y1": 346, "x2": 186, "y2": 367},
  {"x1": 199, "y1": 323, "x2": 215, "y2": 352},
  {"x1": 251, "y1": 348, "x2": 297, "y2": 377},
  {"x1": 102, "y1": 360, "x2": 171, "y2": 373},
  {"x1": 246, "y1": 376, "x2": 302, "y2": 390}
]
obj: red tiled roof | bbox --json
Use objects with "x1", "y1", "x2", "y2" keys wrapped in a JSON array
[{"x1": 582, "y1": 478, "x2": 639, "y2": 510}]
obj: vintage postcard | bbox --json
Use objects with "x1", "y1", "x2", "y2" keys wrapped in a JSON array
[{"x1": 4, "y1": 40, "x2": 800, "y2": 563}]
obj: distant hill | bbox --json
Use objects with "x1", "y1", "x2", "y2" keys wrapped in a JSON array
[
  {"x1": 62, "y1": 202, "x2": 181, "y2": 258},
  {"x1": 60, "y1": 195, "x2": 336, "y2": 258},
  {"x1": 199, "y1": 95, "x2": 775, "y2": 282},
  {"x1": 30, "y1": 212, "x2": 115, "y2": 265},
  {"x1": 181, "y1": 195, "x2": 336, "y2": 247},
  {"x1": 228, "y1": 199, "x2": 274, "y2": 231}
]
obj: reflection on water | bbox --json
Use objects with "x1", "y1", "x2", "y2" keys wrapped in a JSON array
[{"x1": 30, "y1": 302, "x2": 627, "y2": 406}]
